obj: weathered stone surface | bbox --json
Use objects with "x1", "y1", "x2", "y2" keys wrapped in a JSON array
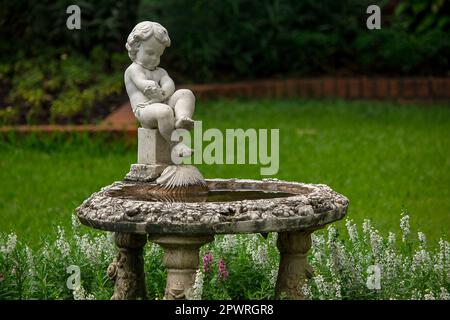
[
  {"x1": 124, "y1": 163, "x2": 168, "y2": 182},
  {"x1": 137, "y1": 128, "x2": 171, "y2": 165},
  {"x1": 148, "y1": 235, "x2": 213, "y2": 300},
  {"x1": 108, "y1": 233, "x2": 147, "y2": 300},
  {"x1": 275, "y1": 231, "x2": 313, "y2": 299},
  {"x1": 76, "y1": 178, "x2": 349, "y2": 235}
]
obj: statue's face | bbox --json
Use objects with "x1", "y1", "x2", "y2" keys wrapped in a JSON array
[{"x1": 135, "y1": 36, "x2": 166, "y2": 69}]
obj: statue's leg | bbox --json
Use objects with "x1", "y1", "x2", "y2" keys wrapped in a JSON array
[
  {"x1": 138, "y1": 103, "x2": 175, "y2": 142},
  {"x1": 167, "y1": 89, "x2": 195, "y2": 129},
  {"x1": 275, "y1": 231, "x2": 313, "y2": 299},
  {"x1": 108, "y1": 232, "x2": 147, "y2": 300}
]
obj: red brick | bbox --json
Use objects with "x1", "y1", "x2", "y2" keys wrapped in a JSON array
[
  {"x1": 389, "y1": 79, "x2": 399, "y2": 99},
  {"x1": 297, "y1": 79, "x2": 309, "y2": 97},
  {"x1": 285, "y1": 79, "x2": 297, "y2": 97},
  {"x1": 310, "y1": 79, "x2": 322, "y2": 98},
  {"x1": 336, "y1": 78, "x2": 348, "y2": 98},
  {"x1": 322, "y1": 77, "x2": 335, "y2": 97},
  {"x1": 402, "y1": 79, "x2": 415, "y2": 99},
  {"x1": 375, "y1": 78, "x2": 389, "y2": 99},
  {"x1": 263, "y1": 82, "x2": 273, "y2": 97},
  {"x1": 361, "y1": 77, "x2": 374, "y2": 99},
  {"x1": 415, "y1": 78, "x2": 429, "y2": 99},
  {"x1": 274, "y1": 80, "x2": 285, "y2": 98},
  {"x1": 442, "y1": 78, "x2": 450, "y2": 98},
  {"x1": 348, "y1": 78, "x2": 360, "y2": 99}
]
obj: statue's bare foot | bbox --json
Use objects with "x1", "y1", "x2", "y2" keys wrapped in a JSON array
[
  {"x1": 171, "y1": 142, "x2": 193, "y2": 158},
  {"x1": 175, "y1": 117, "x2": 194, "y2": 130}
]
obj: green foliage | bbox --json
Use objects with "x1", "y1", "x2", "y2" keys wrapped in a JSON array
[
  {"x1": 1, "y1": 1, "x2": 449, "y2": 124},
  {"x1": 0, "y1": 48, "x2": 127, "y2": 124},
  {"x1": 353, "y1": 27, "x2": 450, "y2": 73},
  {"x1": 394, "y1": 0, "x2": 449, "y2": 34},
  {"x1": 140, "y1": 0, "x2": 449, "y2": 81},
  {"x1": 0, "y1": 1, "x2": 139, "y2": 58},
  {"x1": 139, "y1": 0, "x2": 372, "y2": 81},
  {"x1": 0, "y1": 214, "x2": 448, "y2": 300}
]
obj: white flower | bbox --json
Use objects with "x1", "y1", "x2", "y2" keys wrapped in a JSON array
[
  {"x1": 71, "y1": 214, "x2": 81, "y2": 232},
  {"x1": 439, "y1": 287, "x2": 450, "y2": 300},
  {"x1": 300, "y1": 284, "x2": 312, "y2": 299},
  {"x1": 311, "y1": 233, "x2": 325, "y2": 250},
  {"x1": 423, "y1": 289, "x2": 435, "y2": 300},
  {"x1": 333, "y1": 281, "x2": 342, "y2": 300},
  {"x1": 417, "y1": 232, "x2": 426, "y2": 246},
  {"x1": 216, "y1": 235, "x2": 237, "y2": 253},
  {"x1": 145, "y1": 242, "x2": 163, "y2": 260},
  {"x1": 269, "y1": 267, "x2": 278, "y2": 288},
  {"x1": 362, "y1": 219, "x2": 372, "y2": 238},
  {"x1": 410, "y1": 289, "x2": 421, "y2": 300},
  {"x1": 25, "y1": 246, "x2": 35, "y2": 275},
  {"x1": 73, "y1": 284, "x2": 95, "y2": 300},
  {"x1": 245, "y1": 234, "x2": 269, "y2": 268},
  {"x1": 191, "y1": 269, "x2": 204, "y2": 300},
  {"x1": 314, "y1": 274, "x2": 328, "y2": 298},
  {"x1": 412, "y1": 248, "x2": 431, "y2": 272},
  {"x1": 55, "y1": 226, "x2": 71, "y2": 259},
  {"x1": 388, "y1": 232, "x2": 396, "y2": 246},
  {"x1": 74, "y1": 233, "x2": 115, "y2": 265},
  {"x1": 345, "y1": 219, "x2": 358, "y2": 243},
  {"x1": 0, "y1": 233, "x2": 17, "y2": 255},
  {"x1": 369, "y1": 228, "x2": 383, "y2": 259},
  {"x1": 400, "y1": 213, "x2": 410, "y2": 242}
]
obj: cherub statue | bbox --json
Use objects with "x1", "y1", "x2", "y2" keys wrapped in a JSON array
[
  {"x1": 124, "y1": 21, "x2": 194, "y2": 158},
  {"x1": 124, "y1": 21, "x2": 206, "y2": 190}
]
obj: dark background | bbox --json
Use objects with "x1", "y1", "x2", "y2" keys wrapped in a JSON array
[{"x1": 0, "y1": 0, "x2": 448, "y2": 124}]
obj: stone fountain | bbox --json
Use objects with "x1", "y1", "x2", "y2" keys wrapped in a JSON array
[{"x1": 76, "y1": 21, "x2": 349, "y2": 300}]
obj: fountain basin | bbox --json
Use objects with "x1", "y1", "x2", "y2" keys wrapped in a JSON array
[{"x1": 76, "y1": 178, "x2": 349, "y2": 235}]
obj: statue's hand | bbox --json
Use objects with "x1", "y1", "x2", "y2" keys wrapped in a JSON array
[{"x1": 143, "y1": 82, "x2": 165, "y2": 102}]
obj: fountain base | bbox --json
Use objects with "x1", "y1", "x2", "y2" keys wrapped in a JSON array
[{"x1": 76, "y1": 178, "x2": 349, "y2": 300}]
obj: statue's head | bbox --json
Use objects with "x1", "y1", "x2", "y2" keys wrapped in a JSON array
[{"x1": 126, "y1": 21, "x2": 171, "y2": 70}]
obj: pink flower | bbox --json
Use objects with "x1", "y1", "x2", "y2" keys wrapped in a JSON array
[
  {"x1": 218, "y1": 259, "x2": 229, "y2": 281},
  {"x1": 203, "y1": 252, "x2": 213, "y2": 273},
  {"x1": 11, "y1": 266, "x2": 17, "y2": 276}
]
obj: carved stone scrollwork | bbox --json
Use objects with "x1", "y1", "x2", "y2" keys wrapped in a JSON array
[
  {"x1": 275, "y1": 231, "x2": 313, "y2": 299},
  {"x1": 109, "y1": 232, "x2": 147, "y2": 300}
]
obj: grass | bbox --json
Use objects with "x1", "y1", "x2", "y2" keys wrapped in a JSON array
[{"x1": 0, "y1": 98, "x2": 449, "y2": 244}]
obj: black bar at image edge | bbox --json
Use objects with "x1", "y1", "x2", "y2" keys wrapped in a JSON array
[{"x1": 0, "y1": 300, "x2": 447, "y2": 318}]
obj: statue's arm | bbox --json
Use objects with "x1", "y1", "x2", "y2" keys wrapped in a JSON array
[
  {"x1": 159, "y1": 68, "x2": 175, "y2": 99},
  {"x1": 128, "y1": 67, "x2": 159, "y2": 97}
]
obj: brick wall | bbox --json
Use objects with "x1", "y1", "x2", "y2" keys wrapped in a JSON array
[{"x1": 183, "y1": 77, "x2": 450, "y2": 102}]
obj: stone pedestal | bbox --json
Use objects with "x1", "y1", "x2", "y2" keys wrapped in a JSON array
[
  {"x1": 125, "y1": 128, "x2": 172, "y2": 182},
  {"x1": 138, "y1": 128, "x2": 171, "y2": 164},
  {"x1": 108, "y1": 233, "x2": 147, "y2": 300},
  {"x1": 275, "y1": 231, "x2": 313, "y2": 299},
  {"x1": 148, "y1": 234, "x2": 214, "y2": 300}
]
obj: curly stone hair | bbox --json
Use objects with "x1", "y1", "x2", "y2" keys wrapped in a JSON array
[{"x1": 125, "y1": 21, "x2": 171, "y2": 61}]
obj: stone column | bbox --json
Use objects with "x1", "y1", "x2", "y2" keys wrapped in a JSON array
[
  {"x1": 275, "y1": 231, "x2": 313, "y2": 299},
  {"x1": 148, "y1": 234, "x2": 214, "y2": 300},
  {"x1": 125, "y1": 128, "x2": 171, "y2": 182},
  {"x1": 108, "y1": 232, "x2": 147, "y2": 300}
]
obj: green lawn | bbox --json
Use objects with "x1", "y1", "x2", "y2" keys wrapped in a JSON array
[{"x1": 1, "y1": 99, "x2": 449, "y2": 244}]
